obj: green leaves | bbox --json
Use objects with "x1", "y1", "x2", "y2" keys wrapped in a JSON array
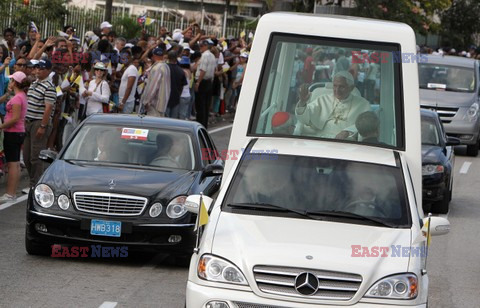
[
  {"x1": 440, "y1": 0, "x2": 480, "y2": 49},
  {"x1": 114, "y1": 17, "x2": 143, "y2": 40},
  {"x1": 353, "y1": 0, "x2": 452, "y2": 35}
]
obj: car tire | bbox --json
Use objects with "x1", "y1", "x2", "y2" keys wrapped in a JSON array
[
  {"x1": 466, "y1": 141, "x2": 479, "y2": 157},
  {"x1": 25, "y1": 228, "x2": 50, "y2": 256},
  {"x1": 435, "y1": 193, "x2": 450, "y2": 214}
]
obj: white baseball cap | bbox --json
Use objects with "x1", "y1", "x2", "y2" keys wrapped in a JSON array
[
  {"x1": 181, "y1": 43, "x2": 194, "y2": 54},
  {"x1": 100, "y1": 21, "x2": 113, "y2": 29},
  {"x1": 172, "y1": 32, "x2": 183, "y2": 42}
]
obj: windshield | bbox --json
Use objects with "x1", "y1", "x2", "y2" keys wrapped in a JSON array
[
  {"x1": 224, "y1": 154, "x2": 410, "y2": 227},
  {"x1": 421, "y1": 116, "x2": 441, "y2": 146},
  {"x1": 249, "y1": 34, "x2": 403, "y2": 148},
  {"x1": 419, "y1": 63, "x2": 475, "y2": 92},
  {"x1": 62, "y1": 124, "x2": 195, "y2": 170}
]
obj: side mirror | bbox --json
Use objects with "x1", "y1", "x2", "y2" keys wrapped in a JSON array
[
  {"x1": 185, "y1": 194, "x2": 214, "y2": 214},
  {"x1": 39, "y1": 149, "x2": 58, "y2": 163},
  {"x1": 425, "y1": 216, "x2": 450, "y2": 236},
  {"x1": 202, "y1": 164, "x2": 224, "y2": 179},
  {"x1": 446, "y1": 136, "x2": 461, "y2": 146}
]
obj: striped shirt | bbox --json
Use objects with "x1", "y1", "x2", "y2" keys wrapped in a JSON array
[
  {"x1": 140, "y1": 61, "x2": 171, "y2": 114},
  {"x1": 26, "y1": 78, "x2": 56, "y2": 121}
]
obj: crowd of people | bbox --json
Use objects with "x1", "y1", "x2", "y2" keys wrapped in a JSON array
[
  {"x1": 418, "y1": 44, "x2": 480, "y2": 59},
  {"x1": 0, "y1": 21, "x2": 251, "y2": 202}
]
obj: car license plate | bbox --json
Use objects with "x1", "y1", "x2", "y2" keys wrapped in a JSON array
[{"x1": 90, "y1": 220, "x2": 121, "y2": 237}]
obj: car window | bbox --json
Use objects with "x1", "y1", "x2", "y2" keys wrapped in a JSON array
[
  {"x1": 249, "y1": 33, "x2": 403, "y2": 148},
  {"x1": 419, "y1": 63, "x2": 475, "y2": 92},
  {"x1": 62, "y1": 124, "x2": 195, "y2": 170},
  {"x1": 421, "y1": 116, "x2": 441, "y2": 146},
  {"x1": 224, "y1": 154, "x2": 410, "y2": 227},
  {"x1": 198, "y1": 131, "x2": 212, "y2": 165},
  {"x1": 200, "y1": 129, "x2": 217, "y2": 162}
]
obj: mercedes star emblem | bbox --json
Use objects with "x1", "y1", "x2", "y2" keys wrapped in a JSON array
[
  {"x1": 294, "y1": 272, "x2": 319, "y2": 296},
  {"x1": 108, "y1": 179, "x2": 116, "y2": 190}
]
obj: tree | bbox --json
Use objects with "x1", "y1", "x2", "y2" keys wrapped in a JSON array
[
  {"x1": 292, "y1": 0, "x2": 316, "y2": 12},
  {"x1": 105, "y1": 0, "x2": 113, "y2": 22},
  {"x1": 353, "y1": 0, "x2": 451, "y2": 35},
  {"x1": 5, "y1": 0, "x2": 69, "y2": 31},
  {"x1": 114, "y1": 17, "x2": 142, "y2": 40},
  {"x1": 440, "y1": 0, "x2": 480, "y2": 49}
]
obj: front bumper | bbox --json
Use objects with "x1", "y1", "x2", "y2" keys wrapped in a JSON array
[
  {"x1": 444, "y1": 120, "x2": 480, "y2": 145},
  {"x1": 26, "y1": 195, "x2": 196, "y2": 254},
  {"x1": 422, "y1": 174, "x2": 448, "y2": 203},
  {"x1": 186, "y1": 281, "x2": 427, "y2": 308}
]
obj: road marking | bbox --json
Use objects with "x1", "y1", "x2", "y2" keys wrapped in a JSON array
[
  {"x1": 459, "y1": 161, "x2": 472, "y2": 174},
  {"x1": 208, "y1": 124, "x2": 233, "y2": 134},
  {"x1": 98, "y1": 302, "x2": 117, "y2": 308},
  {"x1": 0, "y1": 194, "x2": 28, "y2": 211}
]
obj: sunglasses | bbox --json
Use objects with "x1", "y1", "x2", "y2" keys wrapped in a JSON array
[
  {"x1": 94, "y1": 68, "x2": 105, "y2": 71},
  {"x1": 16, "y1": 63, "x2": 27, "y2": 67}
]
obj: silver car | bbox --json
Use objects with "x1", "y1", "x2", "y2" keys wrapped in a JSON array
[{"x1": 419, "y1": 55, "x2": 480, "y2": 156}]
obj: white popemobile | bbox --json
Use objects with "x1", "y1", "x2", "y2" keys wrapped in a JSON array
[{"x1": 184, "y1": 13, "x2": 450, "y2": 307}]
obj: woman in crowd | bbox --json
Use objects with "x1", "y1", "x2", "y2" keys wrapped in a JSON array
[
  {"x1": 178, "y1": 56, "x2": 192, "y2": 120},
  {"x1": 0, "y1": 45, "x2": 12, "y2": 121},
  {"x1": 0, "y1": 72, "x2": 29, "y2": 201},
  {"x1": 83, "y1": 62, "x2": 110, "y2": 116}
]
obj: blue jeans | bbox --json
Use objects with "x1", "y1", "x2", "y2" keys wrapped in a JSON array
[
  {"x1": 213, "y1": 96, "x2": 220, "y2": 113},
  {"x1": 122, "y1": 100, "x2": 135, "y2": 114},
  {"x1": 166, "y1": 104, "x2": 181, "y2": 119},
  {"x1": 179, "y1": 97, "x2": 191, "y2": 120}
]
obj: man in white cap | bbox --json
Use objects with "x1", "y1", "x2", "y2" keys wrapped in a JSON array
[
  {"x1": 100, "y1": 21, "x2": 113, "y2": 36},
  {"x1": 172, "y1": 29, "x2": 184, "y2": 43},
  {"x1": 295, "y1": 71, "x2": 370, "y2": 139}
]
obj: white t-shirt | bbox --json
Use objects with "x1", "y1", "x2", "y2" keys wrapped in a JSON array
[
  {"x1": 86, "y1": 79, "x2": 111, "y2": 116},
  {"x1": 217, "y1": 52, "x2": 224, "y2": 65},
  {"x1": 119, "y1": 65, "x2": 138, "y2": 103}
]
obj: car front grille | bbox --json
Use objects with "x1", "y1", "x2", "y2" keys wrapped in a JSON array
[
  {"x1": 233, "y1": 302, "x2": 290, "y2": 308},
  {"x1": 74, "y1": 192, "x2": 147, "y2": 216},
  {"x1": 421, "y1": 105, "x2": 458, "y2": 123},
  {"x1": 253, "y1": 265, "x2": 362, "y2": 301}
]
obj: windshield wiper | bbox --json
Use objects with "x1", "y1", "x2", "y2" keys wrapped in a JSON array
[
  {"x1": 306, "y1": 210, "x2": 396, "y2": 228},
  {"x1": 227, "y1": 202, "x2": 320, "y2": 220},
  {"x1": 445, "y1": 87, "x2": 471, "y2": 92},
  {"x1": 64, "y1": 159, "x2": 87, "y2": 165}
]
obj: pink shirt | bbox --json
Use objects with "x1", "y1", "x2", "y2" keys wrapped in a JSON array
[{"x1": 4, "y1": 92, "x2": 28, "y2": 133}]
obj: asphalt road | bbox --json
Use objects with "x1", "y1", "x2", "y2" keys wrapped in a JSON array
[{"x1": 0, "y1": 125, "x2": 479, "y2": 308}]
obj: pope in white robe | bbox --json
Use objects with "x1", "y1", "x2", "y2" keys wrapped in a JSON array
[{"x1": 295, "y1": 71, "x2": 371, "y2": 139}]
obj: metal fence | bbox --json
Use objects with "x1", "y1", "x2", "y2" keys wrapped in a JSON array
[{"x1": 0, "y1": 1, "x2": 251, "y2": 43}]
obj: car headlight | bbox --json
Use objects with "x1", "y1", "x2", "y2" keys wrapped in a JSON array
[
  {"x1": 422, "y1": 164, "x2": 444, "y2": 175},
  {"x1": 198, "y1": 254, "x2": 248, "y2": 285},
  {"x1": 149, "y1": 202, "x2": 163, "y2": 217},
  {"x1": 57, "y1": 194, "x2": 70, "y2": 210},
  {"x1": 166, "y1": 196, "x2": 188, "y2": 219},
  {"x1": 365, "y1": 273, "x2": 418, "y2": 299},
  {"x1": 34, "y1": 184, "x2": 54, "y2": 208},
  {"x1": 463, "y1": 102, "x2": 479, "y2": 121}
]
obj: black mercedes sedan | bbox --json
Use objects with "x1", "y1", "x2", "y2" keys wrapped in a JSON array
[
  {"x1": 421, "y1": 109, "x2": 460, "y2": 214},
  {"x1": 26, "y1": 114, "x2": 224, "y2": 257}
]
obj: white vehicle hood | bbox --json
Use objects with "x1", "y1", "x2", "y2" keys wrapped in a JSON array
[{"x1": 211, "y1": 212, "x2": 412, "y2": 298}]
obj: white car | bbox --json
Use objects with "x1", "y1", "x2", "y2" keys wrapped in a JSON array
[
  {"x1": 184, "y1": 12, "x2": 450, "y2": 307},
  {"x1": 185, "y1": 140, "x2": 449, "y2": 307}
]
